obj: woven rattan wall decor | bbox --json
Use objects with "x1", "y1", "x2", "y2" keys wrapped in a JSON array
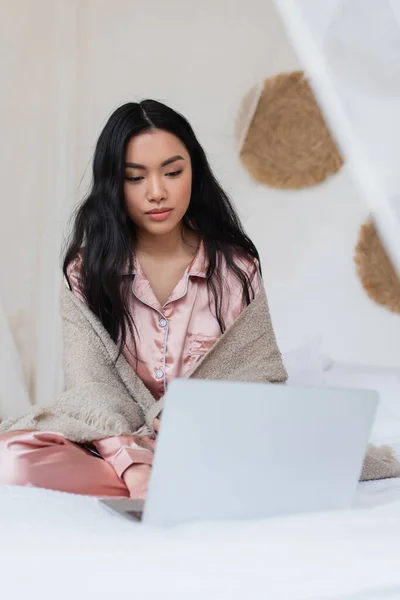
[
  {"x1": 355, "y1": 218, "x2": 400, "y2": 314},
  {"x1": 237, "y1": 71, "x2": 343, "y2": 189}
]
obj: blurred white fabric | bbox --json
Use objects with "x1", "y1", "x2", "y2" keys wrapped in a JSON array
[
  {"x1": 275, "y1": 0, "x2": 400, "y2": 274},
  {"x1": 0, "y1": 0, "x2": 77, "y2": 406},
  {"x1": 0, "y1": 293, "x2": 30, "y2": 419},
  {"x1": 1, "y1": 482, "x2": 400, "y2": 600}
]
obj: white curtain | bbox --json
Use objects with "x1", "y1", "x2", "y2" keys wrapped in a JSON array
[
  {"x1": 0, "y1": 293, "x2": 30, "y2": 420},
  {"x1": 274, "y1": 0, "x2": 400, "y2": 274},
  {"x1": 0, "y1": 0, "x2": 79, "y2": 415}
]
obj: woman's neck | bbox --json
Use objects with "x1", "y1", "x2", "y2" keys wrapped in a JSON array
[{"x1": 136, "y1": 225, "x2": 198, "y2": 259}]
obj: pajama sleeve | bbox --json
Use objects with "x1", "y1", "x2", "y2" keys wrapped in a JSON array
[{"x1": 93, "y1": 433, "x2": 154, "y2": 479}]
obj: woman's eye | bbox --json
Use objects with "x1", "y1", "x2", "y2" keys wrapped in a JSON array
[
  {"x1": 166, "y1": 169, "x2": 183, "y2": 178},
  {"x1": 125, "y1": 176, "x2": 144, "y2": 183}
]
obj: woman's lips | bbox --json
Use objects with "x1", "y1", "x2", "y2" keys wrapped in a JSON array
[{"x1": 146, "y1": 209, "x2": 172, "y2": 221}]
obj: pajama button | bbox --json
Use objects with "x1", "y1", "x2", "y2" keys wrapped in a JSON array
[
  {"x1": 159, "y1": 318, "x2": 167, "y2": 328},
  {"x1": 155, "y1": 369, "x2": 164, "y2": 379}
]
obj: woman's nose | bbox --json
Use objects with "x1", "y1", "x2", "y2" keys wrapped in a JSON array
[{"x1": 146, "y1": 174, "x2": 166, "y2": 202}]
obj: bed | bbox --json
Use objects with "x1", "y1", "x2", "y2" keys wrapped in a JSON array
[
  {"x1": 2, "y1": 349, "x2": 400, "y2": 600},
  {"x1": 2, "y1": 478, "x2": 400, "y2": 600}
]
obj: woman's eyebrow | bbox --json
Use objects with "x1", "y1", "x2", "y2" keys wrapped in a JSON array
[
  {"x1": 160, "y1": 155, "x2": 185, "y2": 167},
  {"x1": 125, "y1": 155, "x2": 185, "y2": 170}
]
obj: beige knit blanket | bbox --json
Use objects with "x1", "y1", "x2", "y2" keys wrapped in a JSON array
[{"x1": 1, "y1": 287, "x2": 399, "y2": 482}]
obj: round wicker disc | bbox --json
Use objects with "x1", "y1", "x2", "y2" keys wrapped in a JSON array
[
  {"x1": 355, "y1": 219, "x2": 400, "y2": 314},
  {"x1": 239, "y1": 71, "x2": 343, "y2": 189}
]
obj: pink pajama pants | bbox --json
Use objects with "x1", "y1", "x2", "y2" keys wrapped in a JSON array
[{"x1": 0, "y1": 430, "x2": 129, "y2": 497}]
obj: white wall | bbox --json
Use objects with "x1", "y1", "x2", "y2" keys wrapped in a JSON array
[{"x1": 1, "y1": 0, "x2": 399, "y2": 409}]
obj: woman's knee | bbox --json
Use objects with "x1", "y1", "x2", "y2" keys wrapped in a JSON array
[
  {"x1": 0, "y1": 430, "x2": 129, "y2": 497},
  {"x1": 0, "y1": 430, "x2": 67, "y2": 487}
]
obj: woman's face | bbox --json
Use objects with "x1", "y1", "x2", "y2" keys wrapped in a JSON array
[{"x1": 124, "y1": 129, "x2": 192, "y2": 237}]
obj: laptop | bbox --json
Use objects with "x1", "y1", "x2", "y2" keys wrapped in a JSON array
[{"x1": 100, "y1": 378, "x2": 377, "y2": 526}]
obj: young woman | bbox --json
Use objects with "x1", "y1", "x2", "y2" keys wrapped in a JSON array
[{"x1": 0, "y1": 100, "x2": 282, "y2": 499}]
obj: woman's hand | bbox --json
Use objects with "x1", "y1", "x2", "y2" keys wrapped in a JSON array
[
  {"x1": 121, "y1": 418, "x2": 160, "y2": 498},
  {"x1": 136, "y1": 433, "x2": 156, "y2": 452},
  {"x1": 121, "y1": 422, "x2": 160, "y2": 498},
  {"x1": 123, "y1": 463, "x2": 152, "y2": 500}
]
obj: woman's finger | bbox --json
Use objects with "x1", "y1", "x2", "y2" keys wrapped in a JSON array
[{"x1": 134, "y1": 434, "x2": 156, "y2": 452}]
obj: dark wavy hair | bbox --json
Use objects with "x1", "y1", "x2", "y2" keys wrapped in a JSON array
[{"x1": 63, "y1": 99, "x2": 261, "y2": 356}]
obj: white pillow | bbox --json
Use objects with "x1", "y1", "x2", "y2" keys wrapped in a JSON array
[
  {"x1": 283, "y1": 338, "x2": 333, "y2": 385},
  {"x1": 320, "y1": 363, "x2": 400, "y2": 445}
]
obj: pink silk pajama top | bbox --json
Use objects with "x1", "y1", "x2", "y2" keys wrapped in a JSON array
[{"x1": 66, "y1": 242, "x2": 263, "y2": 478}]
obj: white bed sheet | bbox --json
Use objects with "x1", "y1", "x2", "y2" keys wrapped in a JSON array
[{"x1": 2, "y1": 471, "x2": 400, "y2": 600}]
